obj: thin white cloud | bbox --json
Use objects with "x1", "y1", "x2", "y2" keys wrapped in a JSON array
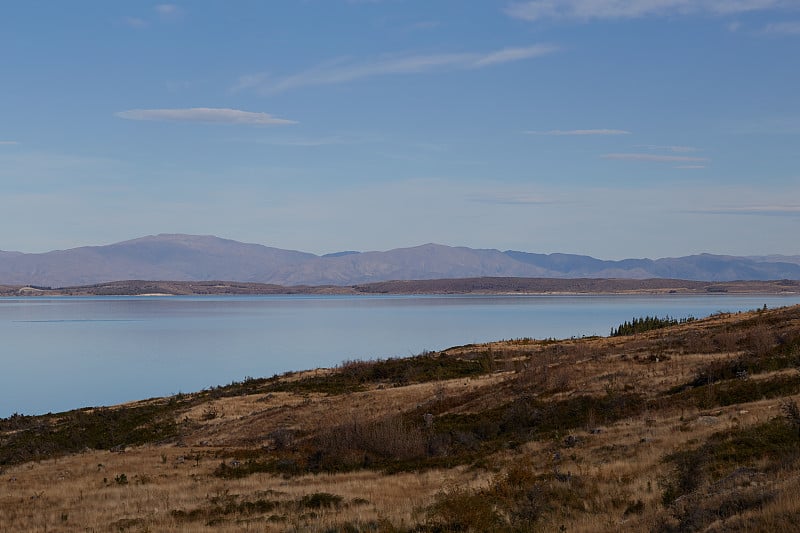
[
  {"x1": 526, "y1": 129, "x2": 631, "y2": 136},
  {"x1": 505, "y1": 0, "x2": 793, "y2": 22},
  {"x1": 675, "y1": 165, "x2": 706, "y2": 169},
  {"x1": 115, "y1": 107, "x2": 296, "y2": 125},
  {"x1": 637, "y1": 144, "x2": 700, "y2": 153},
  {"x1": 125, "y1": 5, "x2": 182, "y2": 29},
  {"x1": 0, "y1": 141, "x2": 20, "y2": 145},
  {"x1": 234, "y1": 44, "x2": 559, "y2": 95},
  {"x1": 472, "y1": 45, "x2": 557, "y2": 67},
  {"x1": 602, "y1": 153, "x2": 709, "y2": 163},
  {"x1": 155, "y1": 4, "x2": 182, "y2": 18},
  {"x1": 762, "y1": 21, "x2": 800, "y2": 34},
  {"x1": 231, "y1": 73, "x2": 268, "y2": 93},
  {"x1": 687, "y1": 205, "x2": 800, "y2": 216},
  {"x1": 125, "y1": 17, "x2": 148, "y2": 29}
]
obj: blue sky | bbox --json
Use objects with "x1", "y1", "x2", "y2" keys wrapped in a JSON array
[{"x1": 1, "y1": 1, "x2": 799, "y2": 259}]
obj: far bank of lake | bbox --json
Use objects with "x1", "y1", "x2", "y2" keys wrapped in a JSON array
[{"x1": 2, "y1": 293, "x2": 800, "y2": 417}]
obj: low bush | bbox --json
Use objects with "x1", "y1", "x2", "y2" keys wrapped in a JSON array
[
  {"x1": 667, "y1": 374, "x2": 800, "y2": 409},
  {"x1": 672, "y1": 334, "x2": 800, "y2": 392},
  {"x1": 0, "y1": 403, "x2": 180, "y2": 465},
  {"x1": 661, "y1": 417, "x2": 800, "y2": 505},
  {"x1": 298, "y1": 492, "x2": 343, "y2": 509},
  {"x1": 424, "y1": 466, "x2": 591, "y2": 532},
  {"x1": 260, "y1": 353, "x2": 488, "y2": 395}
]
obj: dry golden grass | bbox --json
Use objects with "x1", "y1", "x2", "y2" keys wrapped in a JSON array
[{"x1": 2, "y1": 304, "x2": 800, "y2": 531}]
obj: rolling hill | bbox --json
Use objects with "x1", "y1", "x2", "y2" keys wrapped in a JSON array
[
  {"x1": 3, "y1": 304, "x2": 800, "y2": 531},
  {"x1": 1, "y1": 234, "x2": 799, "y2": 287}
]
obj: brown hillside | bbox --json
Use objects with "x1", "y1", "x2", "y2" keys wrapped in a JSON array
[{"x1": 2, "y1": 305, "x2": 800, "y2": 531}]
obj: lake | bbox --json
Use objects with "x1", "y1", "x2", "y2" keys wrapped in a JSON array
[{"x1": 2, "y1": 294, "x2": 800, "y2": 417}]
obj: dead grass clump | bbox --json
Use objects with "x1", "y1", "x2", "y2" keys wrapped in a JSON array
[
  {"x1": 660, "y1": 417, "x2": 800, "y2": 507},
  {"x1": 170, "y1": 489, "x2": 347, "y2": 527},
  {"x1": 215, "y1": 413, "x2": 429, "y2": 478},
  {"x1": 712, "y1": 329, "x2": 743, "y2": 352},
  {"x1": 657, "y1": 483, "x2": 775, "y2": 533},
  {"x1": 310, "y1": 414, "x2": 428, "y2": 472},
  {"x1": 424, "y1": 464, "x2": 592, "y2": 532}
]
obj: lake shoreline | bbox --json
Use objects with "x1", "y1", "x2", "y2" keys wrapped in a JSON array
[
  {"x1": 4, "y1": 293, "x2": 800, "y2": 419},
  {"x1": 4, "y1": 304, "x2": 800, "y2": 531},
  {"x1": 2, "y1": 277, "x2": 798, "y2": 297}
]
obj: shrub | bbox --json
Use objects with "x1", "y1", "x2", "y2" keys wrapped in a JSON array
[
  {"x1": 660, "y1": 417, "x2": 800, "y2": 505},
  {"x1": 0, "y1": 403, "x2": 179, "y2": 465},
  {"x1": 298, "y1": 492, "x2": 343, "y2": 509},
  {"x1": 667, "y1": 374, "x2": 800, "y2": 409},
  {"x1": 611, "y1": 315, "x2": 695, "y2": 337}
]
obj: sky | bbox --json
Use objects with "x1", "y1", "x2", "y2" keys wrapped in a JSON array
[{"x1": 1, "y1": 0, "x2": 799, "y2": 259}]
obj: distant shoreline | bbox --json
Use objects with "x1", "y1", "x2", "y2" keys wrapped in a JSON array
[{"x1": 1, "y1": 277, "x2": 798, "y2": 297}]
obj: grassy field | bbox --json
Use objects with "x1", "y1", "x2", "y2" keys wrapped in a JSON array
[{"x1": 2, "y1": 304, "x2": 800, "y2": 531}]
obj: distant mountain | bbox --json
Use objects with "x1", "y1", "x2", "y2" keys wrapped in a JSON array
[
  {"x1": 748, "y1": 255, "x2": 800, "y2": 266},
  {"x1": 505, "y1": 251, "x2": 800, "y2": 282},
  {"x1": 0, "y1": 234, "x2": 315, "y2": 287},
  {"x1": 0, "y1": 234, "x2": 799, "y2": 287}
]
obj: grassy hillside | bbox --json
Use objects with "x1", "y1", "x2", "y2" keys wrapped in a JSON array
[{"x1": 2, "y1": 305, "x2": 800, "y2": 531}]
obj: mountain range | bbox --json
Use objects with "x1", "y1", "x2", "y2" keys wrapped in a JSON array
[{"x1": 1, "y1": 234, "x2": 799, "y2": 287}]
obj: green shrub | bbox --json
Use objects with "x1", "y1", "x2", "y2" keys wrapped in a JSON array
[
  {"x1": 298, "y1": 492, "x2": 343, "y2": 509},
  {"x1": 0, "y1": 403, "x2": 180, "y2": 465},
  {"x1": 667, "y1": 374, "x2": 800, "y2": 409},
  {"x1": 611, "y1": 315, "x2": 695, "y2": 337},
  {"x1": 661, "y1": 418, "x2": 800, "y2": 505}
]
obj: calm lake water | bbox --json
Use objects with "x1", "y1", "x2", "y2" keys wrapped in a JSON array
[{"x1": 2, "y1": 294, "x2": 800, "y2": 417}]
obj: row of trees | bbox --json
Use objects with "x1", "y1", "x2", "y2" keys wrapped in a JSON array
[{"x1": 610, "y1": 315, "x2": 695, "y2": 337}]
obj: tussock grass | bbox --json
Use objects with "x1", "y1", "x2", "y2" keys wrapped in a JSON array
[{"x1": 3, "y1": 304, "x2": 800, "y2": 531}]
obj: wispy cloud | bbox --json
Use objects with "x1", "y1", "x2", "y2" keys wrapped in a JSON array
[
  {"x1": 762, "y1": 21, "x2": 800, "y2": 35},
  {"x1": 602, "y1": 153, "x2": 709, "y2": 163},
  {"x1": 125, "y1": 5, "x2": 182, "y2": 29},
  {"x1": 155, "y1": 4, "x2": 183, "y2": 19},
  {"x1": 505, "y1": 0, "x2": 793, "y2": 22},
  {"x1": 687, "y1": 205, "x2": 800, "y2": 216},
  {"x1": 0, "y1": 141, "x2": 19, "y2": 145},
  {"x1": 526, "y1": 129, "x2": 631, "y2": 136},
  {"x1": 675, "y1": 165, "x2": 706, "y2": 169},
  {"x1": 233, "y1": 44, "x2": 559, "y2": 95},
  {"x1": 637, "y1": 144, "x2": 700, "y2": 153},
  {"x1": 115, "y1": 107, "x2": 296, "y2": 125},
  {"x1": 124, "y1": 17, "x2": 148, "y2": 29}
]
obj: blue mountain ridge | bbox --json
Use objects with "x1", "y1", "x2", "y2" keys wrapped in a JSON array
[{"x1": 0, "y1": 234, "x2": 798, "y2": 287}]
